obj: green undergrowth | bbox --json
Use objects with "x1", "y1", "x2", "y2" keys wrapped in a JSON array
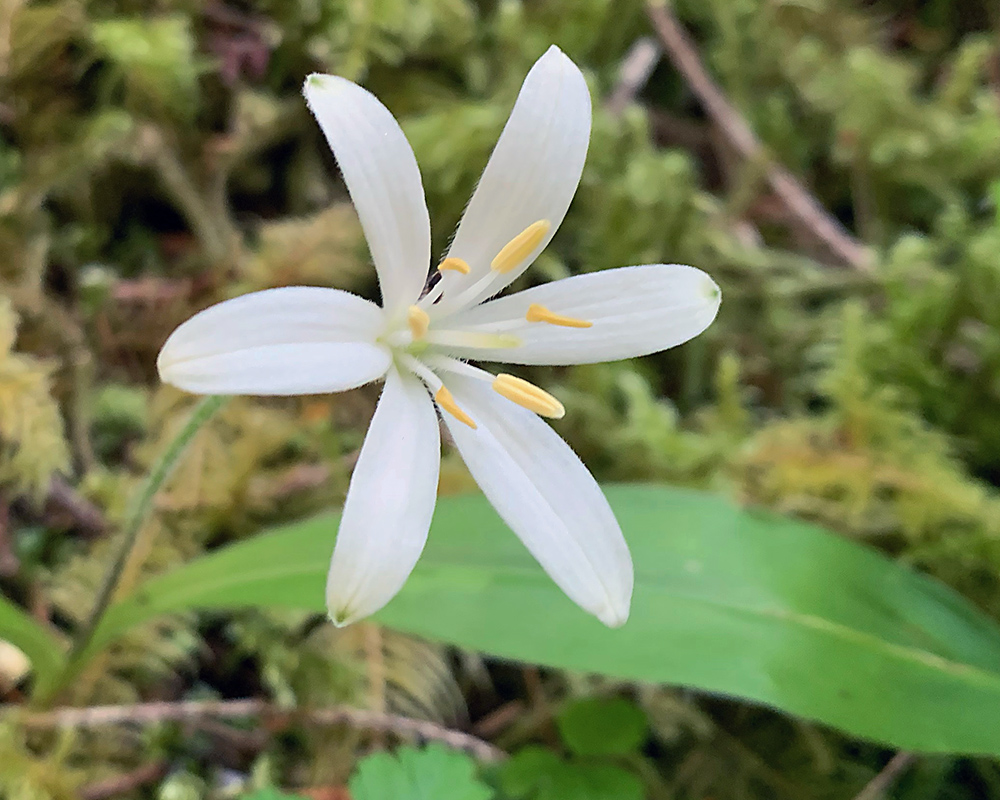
[{"x1": 2, "y1": 0, "x2": 1000, "y2": 797}]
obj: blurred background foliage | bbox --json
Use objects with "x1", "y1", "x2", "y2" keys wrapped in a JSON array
[{"x1": 1, "y1": 0, "x2": 1000, "y2": 797}]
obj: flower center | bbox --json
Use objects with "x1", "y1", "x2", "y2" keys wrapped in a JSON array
[
  {"x1": 406, "y1": 305, "x2": 430, "y2": 340},
  {"x1": 418, "y1": 218, "x2": 552, "y2": 313},
  {"x1": 386, "y1": 219, "x2": 593, "y2": 429}
]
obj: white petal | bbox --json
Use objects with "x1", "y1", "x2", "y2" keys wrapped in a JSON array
[
  {"x1": 440, "y1": 373, "x2": 632, "y2": 626},
  {"x1": 304, "y1": 74, "x2": 431, "y2": 316},
  {"x1": 438, "y1": 265, "x2": 721, "y2": 365},
  {"x1": 326, "y1": 367, "x2": 440, "y2": 625},
  {"x1": 158, "y1": 286, "x2": 390, "y2": 395},
  {"x1": 436, "y1": 46, "x2": 591, "y2": 311}
]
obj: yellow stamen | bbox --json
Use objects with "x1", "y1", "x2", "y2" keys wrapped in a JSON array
[
  {"x1": 407, "y1": 305, "x2": 430, "y2": 340},
  {"x1": 438, "y1": 257, "x2": 471, "y2": 274},
  {"x1": 525, "y1": 303, "x2": 593, "y2": 328},
  {"x1": 490, "y1": 220, "x2": 551, "y2": 274},
  {"x1": 435, "y1": 386, "x2": 477, "y2": 429},
  {"x1": 492, "y1": 374, "x2": 565, "y2": 419}
]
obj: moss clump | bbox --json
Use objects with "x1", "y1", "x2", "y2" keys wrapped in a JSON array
[{"x1": 3, "y1": 0, "x2": 1000, "y2": 797}]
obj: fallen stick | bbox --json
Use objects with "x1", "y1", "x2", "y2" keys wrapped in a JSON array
[
  {"x1": 646, "y1": 1, "x2": 872, "y2": 271},
  {"x1": 10, "y1": 697, "x2": 506, "y2": 762}
]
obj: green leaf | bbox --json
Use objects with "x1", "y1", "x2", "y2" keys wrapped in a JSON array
[
  {"x1": 238, "y1": 790, "x2": 309, "y2": 800},
  {"x1": 575, "y1": 763, "x2": 644, "y2": 800},
  {"x1": 349, "y1": 744, "x2": 492, "y2": 800},
  {"x1": 500, "y1": 747, "x2": 564, "y2": 798},
  {"x1": 500, "y1": 747, "x2": 643, "y2": 800},
  {"x1": 556, "y1": 698, "x2": 647, "y2": 757},
  {"x1": 91, "y1": 486, "x2": 1000, "y2": 755},
  {"x1": 0, "y1": 593, "x2": 65, "y2": 691}
]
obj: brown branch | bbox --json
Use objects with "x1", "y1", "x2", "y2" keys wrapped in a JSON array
[
  {"x1": 645, "y1": 1, "x2": 873, "y2": 272},
  {"x1": 471, "y1": 700, "x2": 525, "y2": 739},
  {"x1": 42, "y1": 476, "x2": 107, "y2": 536},
  {"x1": 79, "y1": 761, "x2": 169, "y2": 800},
  {"x1": 10, "y1": 698, "x2": 506, "y2": 762},
  {"x1": 0, "y1": 498, "x2": 18, "y2": 577},
  {"x1": 851, "y1": 752, "x2": 916, "y2": 800},
  {"x1": 131, "y1": 125, "x2": 240, "y2": 268},
  {"x1": 987, "y1": 46, "x2": 1000, "y2": 109},
  {"x1": 605, "y1": 37, "x2": 662, "y2": 117},
  {"x1": 364, "y1": 622, "x2": 387, "y2": 750}
]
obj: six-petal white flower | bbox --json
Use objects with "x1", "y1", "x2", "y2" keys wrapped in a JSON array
[{"x1": 157, "y1": 46, "x2": 721, "y2": 629}]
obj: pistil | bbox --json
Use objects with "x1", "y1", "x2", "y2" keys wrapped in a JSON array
[{"x1": 424, "y1": 330, "x2": 522, "y2": 350}]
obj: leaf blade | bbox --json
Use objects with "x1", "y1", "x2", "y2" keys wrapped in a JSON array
[
  {"x1": 349, "y1": 744, "x2": 493, "y2": 800},
  {"x1": 0, "y1": 593, "x2": 65, "y2": 692},
  {"x1": 91, "y1": 485, "x2": 1000, "y2": 755}
]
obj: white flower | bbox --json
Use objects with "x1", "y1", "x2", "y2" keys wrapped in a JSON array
[{"x1": 157, "y1": 46, "x2": 721, "y2": 629}]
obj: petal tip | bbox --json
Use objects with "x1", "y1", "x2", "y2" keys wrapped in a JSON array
[
  {"x1": 303, "y1": 73, "x2": 356, "y2": 105},
  {"x1": 538, "y1": 44, "x2": 584, "y2": 81},
  {"x1": 304, "y1": 72, "x2": 332, "y2": 93},
  {"x1": 541, "y1": 44, "x2": 572, "y2": 64},
  {"x1": 328, "y1": 604, "x2": 358, "y2": 628},
  {"x1": 597, "y1": 602, "x2": 630, "y2": 628},
  {"x1": 155, "y1": 337, "x2": 181, "y2": 385},
  {"x1": 155, "y1": 347, "x2": 171, "y2": 380},
  {"x1": 702, "y1": 274, "x2": 722, "y2": 305}
]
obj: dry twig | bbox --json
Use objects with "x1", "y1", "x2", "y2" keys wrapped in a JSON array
[
  {"x1": 471, "y1": 700, "x2": 525, "y2": 739},
  {"x1": 0, "y1": 498, "x2": 18, "y2": 576},
  {"x1": 606, "y1": 37, "x2": 662, "y2": 117},
  {"x1": 10, "y1": 698, "x2": 506, "y2": 762},
  {"x1": 851, "y1": 752, "x2": 916, "y2": 800},
  {"x1": 79, "y1": 761, "x2": 169, "y2": 800},
  {"x1": 645, "y1": 1, "x2": 872, "y2": 271},
  {"x1": 42, "y1": 476, "x2": 108, "y2": 536}
]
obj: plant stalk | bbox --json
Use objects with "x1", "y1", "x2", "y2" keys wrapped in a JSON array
[{"x1": 42, "y1": 395, "x2": 227, "y2": 703}]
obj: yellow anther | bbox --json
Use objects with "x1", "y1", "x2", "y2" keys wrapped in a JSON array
[
  {"x1": 525, "y1": 303, "x2": 593, "y2": 328},
  {"x1": 435, "y1": 386, "x2": 477, "y2": 429},
  {"x1": 438, "y1": 257, "x2": 471, "y2": 275},
  {"x1": 490, "y1": 220, "x2": 551, "y2": 274},
  {"x1": 492, "y1": 374, "x2": 565, "y2": 419},
  {"x1": 407, "y1": 305, "x2": 430, "y2": 340}
]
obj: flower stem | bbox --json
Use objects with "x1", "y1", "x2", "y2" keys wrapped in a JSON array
[{"x1": 44, "y1": 395, "x2": 228, "y2": 703}]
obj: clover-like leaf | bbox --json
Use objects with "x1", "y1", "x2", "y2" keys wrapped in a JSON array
[
  {"x1": 500, "y1": 746, "x2": 643, "y2": 800},
  {"x1": 556, "y1": 697, "x2": 648, "y2": 757},
  {"x1": 349, "y1": 744, "x2": 492, "y2": 800}
]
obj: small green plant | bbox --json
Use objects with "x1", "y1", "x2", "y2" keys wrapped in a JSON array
[
  {"x1": 349, "y1": 744, "x2": 492, "y2": 800},
  {"x1": 499, "y1": 697, "x2": 648, "y2": 800}
]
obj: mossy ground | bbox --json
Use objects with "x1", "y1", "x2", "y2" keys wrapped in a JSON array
[{"x1": 2, "y1": 0, "x2": 1000, "y2": 797}]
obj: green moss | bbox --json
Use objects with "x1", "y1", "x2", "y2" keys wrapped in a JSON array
[{"x1": 3, "y1": 0, "x2": 1000, "y2": 796}]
